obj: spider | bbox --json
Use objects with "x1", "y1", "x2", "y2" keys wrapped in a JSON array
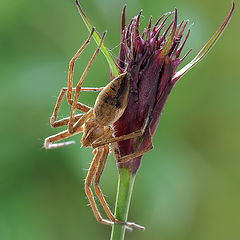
[{"x1": 44, "y1": 28, "x2": 153, "y2": 230}]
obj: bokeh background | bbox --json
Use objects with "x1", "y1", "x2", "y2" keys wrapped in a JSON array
[{"x1": 0, "y1": 0, "x2": 239, "y2": 239}]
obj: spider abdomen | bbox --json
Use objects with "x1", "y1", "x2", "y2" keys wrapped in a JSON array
[{"x1": 94, "y1": 72, "x2": 130, "y2": 126}]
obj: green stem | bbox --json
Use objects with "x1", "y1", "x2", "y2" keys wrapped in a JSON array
[{"x1": 110, "y1": 168, "x2": 136, "y2": 240}]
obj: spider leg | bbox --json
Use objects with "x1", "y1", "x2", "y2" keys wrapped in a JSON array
[
  {"x1": 94, "y1": 144, "x2": 145, "y2": 230},
  {"x1": 93, "y1": 145, "x2": 115, "y2": 220},
  {"x1": 50, "y1": 27, "x2": 103, "y2": 129},
  {"x1": 85, "y1": 146, "x2": 114, "y2": 227},
  {"x1": 92, "y1": 117, "x2": 153, "y2": 164},
  {"x1": 67, "y1": 87, "x2": 104, "y2": 110},
  {"x1": 44, "y1": 126, "x2": 83, "y2": 149},
  {"x1": 114, "y1": 125, "x2": 153, "y2": 164},
  {"x1": 68, "y1": 31, "x2": 107, "y2": 134},
  {"x1": 51, "y1": 113, "x2": 84, "y2": 128},
  {"x1": 72, "y1": 109, "x2": 94, "y2": 133},
  {"x1": 50, "y1": 87, "x2": 103, "y2": 128},
  {"x1": 92, "y1": 114, "x2": 150, "y2": 148},
  {"x1": 66, "y1": 28, "x2": 95, "y2": 105}
]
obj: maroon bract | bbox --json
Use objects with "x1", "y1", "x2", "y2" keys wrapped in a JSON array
[
  {"x1": 114, "y1": 8, "x2": 188, "y2": 173},
  {"x1": 113, "y1": 4, "x2": 235, "y2": 174}
]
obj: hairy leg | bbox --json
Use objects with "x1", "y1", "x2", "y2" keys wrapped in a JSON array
[
  {"x1": 50, "y1": 87, "x2": 103, "y2": 128},
  {"x1": 44, "y1": 126, "x2": 83, "y2": 149},
  {"x1": 85, "y1": 147, "x2": 114, "y2": 227},
  {"x1": 66, "y1": 28, "x2": 95, "y2": 105},
  {"x1": 93, "y1": 144, "x2": 145, "y2": 230},
  {"x1": 114, "y1": 125, "x2": 153, "y2": 164},
  {"x1": 68, "y1": 31, "x2": 107, "y2": 134},
  {"x1": 92, "y1": 115, "x2": 150, "y2": 148},
  {"x1": 51, "y1": 113, "x2": 83, "y2": 128},
  {"x1": 93, "y1": 145, "x2": 115, "y2": 220}
]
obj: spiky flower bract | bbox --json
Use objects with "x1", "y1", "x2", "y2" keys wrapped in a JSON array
[{"x1": 113, "y1": 3, "x2": 235, "y2": 174}]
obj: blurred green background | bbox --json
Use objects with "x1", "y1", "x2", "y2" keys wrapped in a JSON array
[{"x1": 0, "y1": 0, "x2": 239, "y2": 239}]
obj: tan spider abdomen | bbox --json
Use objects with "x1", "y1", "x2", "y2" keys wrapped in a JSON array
[{"x1": 94, "y1": 72, "x2": 130, "y2": 126}]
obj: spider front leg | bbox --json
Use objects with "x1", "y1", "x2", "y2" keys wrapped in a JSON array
[
  {"x1": 68, "y1": 31, "x2": 106, "y2": 134},
  {"x1": 66, "y1": 27, "x2": 95, "y2": 105},
  {"x1": 50, "y1": 27, "x2": 103, "y2": 128}
]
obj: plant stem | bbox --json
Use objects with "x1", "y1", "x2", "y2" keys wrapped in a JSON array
[{"x1": 110, "y1": 168, "x2": 136, "y2": 240}]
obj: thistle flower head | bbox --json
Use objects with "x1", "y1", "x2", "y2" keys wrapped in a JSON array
[{"x1": 76, "y1": 1, "x2": 235, "y2": 174}]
